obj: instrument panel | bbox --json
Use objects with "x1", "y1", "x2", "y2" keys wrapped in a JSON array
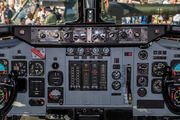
[{"x1": 1, "y1": 25, "x2": 180, "y2": 120}]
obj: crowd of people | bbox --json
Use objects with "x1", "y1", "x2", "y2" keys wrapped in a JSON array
[
  {"x1": 120, "y1": 0, "x2": 180, "y2": 24},
  {"x1": 0, "y1": 0, "x2": 180, "y2": 25},
  {"x1": 0, "y1": 0, "x2": 64, "y2": 25}
]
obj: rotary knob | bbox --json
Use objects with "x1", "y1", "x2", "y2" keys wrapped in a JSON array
[
  {"x1": 54, "y1": 33, "x2": 59, "y2": 38},
  {"x1": 92, "y1": 34, "x2": 98, "y2": 41},
  {"x1": 109, "y1": 32, "x2": 117, "y2": 40},
  {"x1": 40, "y1": 33, "x2": 46, "y2": 38},
  {"x1": 121, "y1": 31, "x2": 128, "y2": 38},
  {"x1": 100, "y1": 34, "x2": 105, "y2": 40},
  {"x1": 63, "y1": 33, "x2": 70, "y2": 39},
  {"x1": 81, "y1": 35, "x2": 86, "y2": 40},
  {"x1": 73, "y1": 35, "x2": 78, "y2": 41}
]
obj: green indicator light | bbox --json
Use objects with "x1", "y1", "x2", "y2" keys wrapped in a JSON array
[{"x1": 89, "y1": 15, "x2": 92, "y2": 18}]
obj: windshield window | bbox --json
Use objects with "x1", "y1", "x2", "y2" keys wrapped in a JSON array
[
  {"x1": 0, "y1": 0, "x2": 78, "y2": 25},
  {"x1": 101, "y1": 0, "x2": 180, "y2": 25}
]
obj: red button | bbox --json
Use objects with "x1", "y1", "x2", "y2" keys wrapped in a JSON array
[
  {"x1": 17, "y1": 50, "x2": 21, "y2": 54},
  {"x1": 20, "y1": 30, "x2": 25, "y2": 35},
  {"x1": 128, "y1": 52, "x2": 132, "y2": 56},
  {"x1": 155, "y1": 29, "x2": 159, "y2": 34}
]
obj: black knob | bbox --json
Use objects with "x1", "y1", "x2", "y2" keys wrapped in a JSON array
[
  {"x1": 81, "y1": 35, "x2": 86, "y2": 40},
  {"x1": 92, "y1": 34, "x2": 98, "y2": 41},
  {"x1": 40, "y1": 33, "x2": 46, "y2": 38},
  {"x1": 121, "y1": 32, "x2": 127, "y2": 38},
  {"x1": 100, "y1": 34, "x2": 105, "y2": 40},
  {"x1": 164, "y1": 66, "x2": 172, "y2": 75},
  {"x1": 64, "y1": 33, "x2": 69, "y2": 39},
  {"x1": 73, "y1": 35, "x2": 78, "y2": 41}
]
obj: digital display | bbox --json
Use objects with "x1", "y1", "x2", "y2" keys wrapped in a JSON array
[
  {"x1": 94, "y1": 30, "x2": 103, "y2": 34},
  {"x1": 76, "y1": 30, "x2": 84, "y2": 34}
]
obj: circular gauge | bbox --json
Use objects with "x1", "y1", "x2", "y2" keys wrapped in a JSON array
[
  {"x1": 29, "y1": 61, "x2": 44, "y2": 76},
  {"x1": 112, "y1": 81, "x2": 121, "y2": 90},
  {"x1": 151, "y1": 79, "x2": 162, "y2": 94},
  {"x1": 152, "y1": 62, "x2": 167, "y2": 77},
  {"x1": 49, "y1": 89, "x2": 61, "y2": 100},
  {"x1": 48, "y1": 71, "x2": 63, "y2": 86},
  {"x1": 112, "y1": 71, "x2": 121, "y2": 80},
  {"x1": 174, "y1": 90, "x2": 180, "y2": 104},
  {"x1": 138, "y1": 50, "x2": 148, "y2": 60},
  {"x1": 171, "y1": 61, "x2": 180, "y2": 76},
  {"x1": 137, "y1": 63, "x2": 149, "y2": 74},
  {"x1": 137, "y1": 88, "x2": 147, "y2": 97},
  {"x1": 0, "y1": 63, "x2": 5, "y2": 76},
  {"x1": 12, "y1": 61, "x2": 27, "y2": 76},
  {"x1": 103, "y1": 47, "x2": 109, "y2": 54},
  {"x1": 67, "y1": 47, "x2": 74, "y2": 54},
  {"x1": 77, "y1": 47, "x2": 84, "y2": 54},
  {"x1": 0, "y1": 89, "x2": 4, "y2": 103},
  {"x1": 0, "y1": 60, "x2": 8, "y2": 76},
  {"x1": 137, "y1": 76, "x2": 148, "y2": 87},
  {"x1": 93, "y1": 47, "x2": 99, "y2": 54}
]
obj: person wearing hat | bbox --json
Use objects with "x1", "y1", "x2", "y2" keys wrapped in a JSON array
[{"x1": 44, "y1": 7, "x2": 57, "y2": 25}]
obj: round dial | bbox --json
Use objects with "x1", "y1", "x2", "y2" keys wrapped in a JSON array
[
  {"x1": 112, "y1": 81, "x2": 121, "y2": 90},
  {"x1": 138, "y1": 50, "x2": 148, "y2": 60},
  {"x1": 152, "y1": 62, "x2": 167, "y2": 77},
  {"x1": 137, "y1": 76, "x2": 148, "y2": 86},
  {"x1": 29, "y1": 61, "x2": 44, "y2": 76},
  {"x1": 112, "y1": 71, "x2": 121, "y2": 80},
  {"x1": 48, "y1": 71, "x2": 63, "y2": 86},
  {"x1": 63, "y1": 32, "x2": 69, "y2": 39},
  {"x1": 152, "y1": 79, "x2": 162, "y2": 94},
  {"x1": 171, "y1": 61, "x2": 180, "y2": 76},
  {"x1": 137, "y1": 63, "x2": 149, "y2": 74},
  {"x1": 67, "y1": 47, "x2": 74, "y2": 54},
  {"x1": 0, "y1": 60, "x2": 8, "y2": 76},
  {"x1": 0, "y1": 89, "x2": 4, "y2": 103},
  {"x1": 103, "y1": 47, "x2": 109, "y2": 54},
  {"x1": 137, "y1": 88, "x2": 147, "y2": 97},
  {"x1": 12, "y1": 61, "x2": 27, "y2": 76},
  {"x1": 174, "y1": 90, "x2": 180, "y2": 104},
  {"x1": 49, "y1": 89, "x2": 61, "y2": 100},
  {"x1": 93, "y1": 47, "x2": 99, "y2": 54},
  {"x1": 77, "y1": 47, "x2": 84, "y2": 54}
]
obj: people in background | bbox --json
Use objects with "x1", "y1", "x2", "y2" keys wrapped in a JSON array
[
  {"x1": 44, "y1": 7, "x2": 57, "y2": 25},
  {"x1": 20, "y1": 17, "x2": 25, "y2": 25},
  {"x1": 26, "y1": 13, "x2": 33, "y2": 25},
  {"x1": 1, "y1": 6, "x2": 10, "y2": 23},
  {"x1": 9, "y1": 3, "x2": 16, "y2": 18}
]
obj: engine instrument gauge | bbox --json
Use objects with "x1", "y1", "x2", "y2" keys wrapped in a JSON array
[
  {"x1": 170, "y1": 86, "x2": 180, "y2": 105},
  {"x1": 137, "y1": 88, "x2": 147, "y2": 97},
  {"x1": 103, "y1": 47, "x2": 109, "y2": 54},
  {"x1": 67, "y1": 47, "x2": 74, "y2": 54},
  {"x1": 137, "y1": 63, "x2": 149, "y2": 74},
  {"x1": 138, "y1": 50, "x2": 148, "y2": 60},
  {"x1": 151, "y1": 79, "x2": 162, "y2": 94},
  {"x1": 137, "y1": 76, "x2": 148, "y2": 87},
  {"x1": 0, "y1": 60, "x2": 8, "y2": 76},
  {"x1": 112, "y1": 81, "x2": 121, "y2": 90},
  {"x1": 11, "y1": 61, "x2": 27, "y2": 76},
  {"x1": 48, "y1": 71, "x2": 63, "y2": 86},
  {"x1": 171, "y1": 60, "x2": 180, "y2": 76},
  {"x1": 29, "y1": 61, "x2": 44, "y2": 76},
  {"x1": 0, "y1": 89, "x2": 4, "y2": 103},
  {"x1": 77, "y1": 47, "x2": 84, "y2": 54},
  {"x1": 152, "y1": 62, "x2": 167, "y2": 77},
  {"x1": 174, "y1": 90, "x2": 180, "y2": 104},
  {"x1": 112, "y1": 71, "x2": 121, "y2": 80},
  {"x1": 49, "y1": 89, "x2": 61, "y2": 100},
  {"x1": 93, "y1": 47, "x2": 99, "y2": 54}
]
